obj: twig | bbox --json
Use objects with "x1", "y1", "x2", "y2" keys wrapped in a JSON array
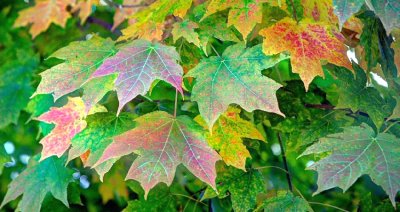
[
  {"x1": 171, "y1": 193, "x2": 207, "y2": 206},
  {"x1": 383, "y1": 120, "x2": 400, "y2": 133},
  {"x1": 252, "y1": 165, "x2": 289, "y2": 174},
  {"x1": 278, "y1": 133, "x2": 293, "y2": 192},
  {"x1": 174, "y1": 89, "x2": 178, "y2": 117},
  {"x1": 210, "y1": 44, "x2": 221, "y2": 57}
]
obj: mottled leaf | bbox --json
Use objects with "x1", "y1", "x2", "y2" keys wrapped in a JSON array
[
  {"x1": 37, "y1": 97, "x2": 87, "y2": 161},
  {"x1": 333, "y1": 0, "x2": 364, "y2": 29},
  {"x1": 259, "y1": 17, "x2": 352, "y2": 89},
  {"x1": 262, "y1": 191, "x2": 312, "y2": 212},
  {"x1": 203, "y1": 166, "x2": 265, "y2": 212},
  {"x1": 81, "y1": 74, "x2": 117, "y2": 114},
  {"x1": 92, "y1": 39, "x2": 183, "y2": 114},
  {"x1": 366, "y1": 0, "x2": 400, "y2": 35},
  {"x1": 13, "y1": 0, "x2": 75, "y2": 38},
  {"x1": 186, "y1": 43, "x2": 286, "y2": 128},
  {"x1": 300, "y1": 124, "x2": 400, "y2": 207},
  {"x1": 0, "y1": 155, "x2": 74, "y2": 212},
  {"x1": 302, "y1": 0, "x2": 337, "y2": 24},
  {"x1": 123, "y1": 184, "x2": 176, "y2": 211},
  {"x1": 195, "y1": 107, "x2": 265, "y2": 170},
  {"x1": 68, "y1": 112, "x2": 136, "y2": 179},
  {"x1": 95, "y1": 111, "x2": 221, "y2": 197},
  {"x1": 34, "y1": 35, "x2": 115, "y2": 101}
]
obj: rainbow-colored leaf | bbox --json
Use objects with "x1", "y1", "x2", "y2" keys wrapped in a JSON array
[
  {"x1": 186, "y1": 43, "x2": 286, "y2": 128},
  {"x1": 300, "y1": 124, "x2": 400, "y2": 207},
  {"x1": 34, "y1": 35, "x2": 115, "y2": 101},
  {"x1": 95, "y1": 111, "x2": 221, "y2": 197},
  {"x1": 92, "y1": 39, "x2": 183, "y2": 114},
  {"x1": 37, "y1": 97, "x2": 87, "y2": 161},
  {"x1": 259, "y1": 18, "x2": 352, "y2": 89},
  {"x1": 13, "y1": 0, "x2": 75, "y2": 38},
  {"x1": 195, "y1": 107, "x2": 265, "y2": 170}
]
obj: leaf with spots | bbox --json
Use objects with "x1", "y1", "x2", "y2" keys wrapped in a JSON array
[
  {"x1": 0, "y1": 155, "x2": 74, "y2": 212},
  {"x1": 202, "y1": 165, "x2": 265, "y2": 212},
  {"x1": 186, "y1": 43, "x2": 286, "y2": 128},
  {"x1": 13, "y1": 0, "x2": 75, "y2": 38},
  {"x1": 37, "y1": 97, "x2": 87, "y2": 161},
  {"x1": 195, "y1": 107, "x2": 265, "y2": 170},
  {"x1": 95, "y1": 111, "x2": 220, "y2": 197},
  {"x1": 68, "y1": 112, "x2": 136, "y2": 179},
  {"x1": 92, "y1": 39, "x2": 183, "y2": 114},
  {"x1": 262, "y1": 191, "x2": 312, "y2": 212},
  {"x1": 333, "y1": 0, "x2": 365, "y2": 29},
  {"x1": 302, "y1": 0, "x2": 337, "y2": 24},
  {"x1": 259, "y1": 17, "x2": 352, "y2": 89},
  {"x1": 300, "y1": 124, "x2": 400, "y2": 207},
  {"x1": 34, "y1": 35, "x2": 115, "y2": 103}
]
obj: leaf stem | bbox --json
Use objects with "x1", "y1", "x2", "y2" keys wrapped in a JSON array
[
  {"x1": 278, "y1": 133, "x2": 293, "y2": 192},
  {"x1": 308, "y1": 201, "x2": 350, "y2": 212},
  {"x1": 288, "y1": 0, "x2": 299, "y2": 23},
  {"x1": 174, "y1": 88, "x2": 178, "y2": 118},
  {"x1": 382, "y1": 120, "x2": 400, "y2": 133},
  {"x1": 171, "y1": 193, "x2": 207, "y2": 206},
  {"x1": 253, "y1": 165, "x2": 289, "y2": 174},
  {"x1": 210, "y1": 44, "x2": 221, "y2": 57}
]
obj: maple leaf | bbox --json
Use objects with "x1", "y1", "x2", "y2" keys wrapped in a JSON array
[
  {"x1": 195, "y1": 107, "x2": 265, "y2": 170},
  {"x1": 365, "y1": 0, "x2": 400, "y2": 35},
  {"x1": 112, "y1": 0, "x2": 142, "y2": 30},
  {"x1": 262, "y1": 191, "x2": 312, "y2": 211},
  {"x1": 94, "y1": 111, "x2": 221, "y2": 197},
  {"x1": 172, "y1": 19, "x2": 201, "y2": 47},
  {"x1": 333, "y1": 0, "x2": 365, "y2": 29},
  {"x1": 92, "y1": 39, "x2": 183, "y2": 114},
  {"x1": 300, "y1": 124, "x2": 400, "y2": 207},
  {"x1": 186, "y1": 43, "x2": 286, "y2": 128},
  {"x1": 203, "y1": 0, "x2": 266, "y2": 40},
  {"x1": 72, "y1": 0, "x2": 99, "y2": 24},
  {"x1": 119, "y1": 0, "x2": 192, "y2": 41},
  {"x1": 13, "y1": 0, "x2": 75, "y2": 38},
  {"x1": 124, "y1": 184, "x2": 177, "y2": 211},
  {"x1": 203, "y1": 165, "x2": 265, "y2": 211},
  {"x1": 0, "y1": 155, "x2": 74, "y2": 212},
  {"x1": 37, "y1": 97, "x2": 87, "y2": 161},
  {"x1": 259, "y1": 17, "x2": 352, "y2": 89},
  {"x1": 34, "y1": 35, "x2": 115, "y2": 101},
  {"x1": 68, "y1": 112, "x2": 136, "y2": 179}
]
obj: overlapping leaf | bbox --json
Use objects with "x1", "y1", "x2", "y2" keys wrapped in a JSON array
[
  {"x1": 302, "y1": 0, "x2": 337, "y2": 24},
  {"x1": 92, "y1": 39, "x2": 183, "y2": 114},
  {"x1": 259, "y1": 17, "x2": 352, "y2": 89},
  {"x1": 37, "y1": 97, "x2": 87, "y2": 161},
  {"x1": 68, "y1": 112, "x2": 136, "y2": 179},
  {"x1": 186, "y1": 43, "x2": 286, "y2": 128},
  {"x1": 333, "y1": 0, "x2": 365, "y2": 29},
  {"x1": 172, "y1": 19, "x2": 201, "y2": 47},
  {"x1": 203, "y1": 0, "x2": 267, "y2": 40},
  {"x1": 14, "y1": 0, "x2": 75, "y2": 38},
  {"x1": 300, "y1": 124, "x2": 400, "y2": 206},
  {"x1": 195, "y1": 107, "x2": 265, "y2": 170},
  {"x1": 34, "y1": 35, "x2": 115, "y2": 103},
  {"x1": 0, "y1": 155, "x2": 74, "y2": 212},
  {"x1": 112, "y1": 0, "x2": 142, "y2": 30},
  {"x1": 262, "y1": 191, "x2": 312, "y2": 211},
  {"x1": 95, "y1": 111, "x2": 221, "y2": 197},
  {"x1": 365, "y1": 0, "x2": 400, "y2": 35}
]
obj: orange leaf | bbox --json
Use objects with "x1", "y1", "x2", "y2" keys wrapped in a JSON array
[
  {"x1": 14, "y1": 0, "x2": 75, "y2": 38},
  {"x1": 260, "y1": 18, "x2": 352, "y2": 89}
]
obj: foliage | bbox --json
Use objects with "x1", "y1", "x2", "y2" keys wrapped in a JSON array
[{"x1": 0, "y1": 0, "x2": 399, "y2": 211}]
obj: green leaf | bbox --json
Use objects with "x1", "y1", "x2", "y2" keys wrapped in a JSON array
[
  {"x1": 68, "y1": 112, "x2": 136, "y2": 179},
  {"x1": 0, "y1": 155, "x2": 74, "y2": 212},
  {"x1": 34, "y1": 35, "x2": 115, "y2": 101},
  {"x1": 203, "y1": 166, "x2": 265, "y2": 212},
  {"x1": 172, "y1": 19, "x2": 201, "y2": 47},
  {"x1": 262, "y1": 191, "x2": 312, "y2": 212},
  {"x1": 300, "y1": 124, "x2": 400, "y2": 207},
  {"x1": 186, "y1": 43, "x2": 287, "y2": 128},
  {"x1": 123, "y1": 184, "x2": 176, "y2": 212}
]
